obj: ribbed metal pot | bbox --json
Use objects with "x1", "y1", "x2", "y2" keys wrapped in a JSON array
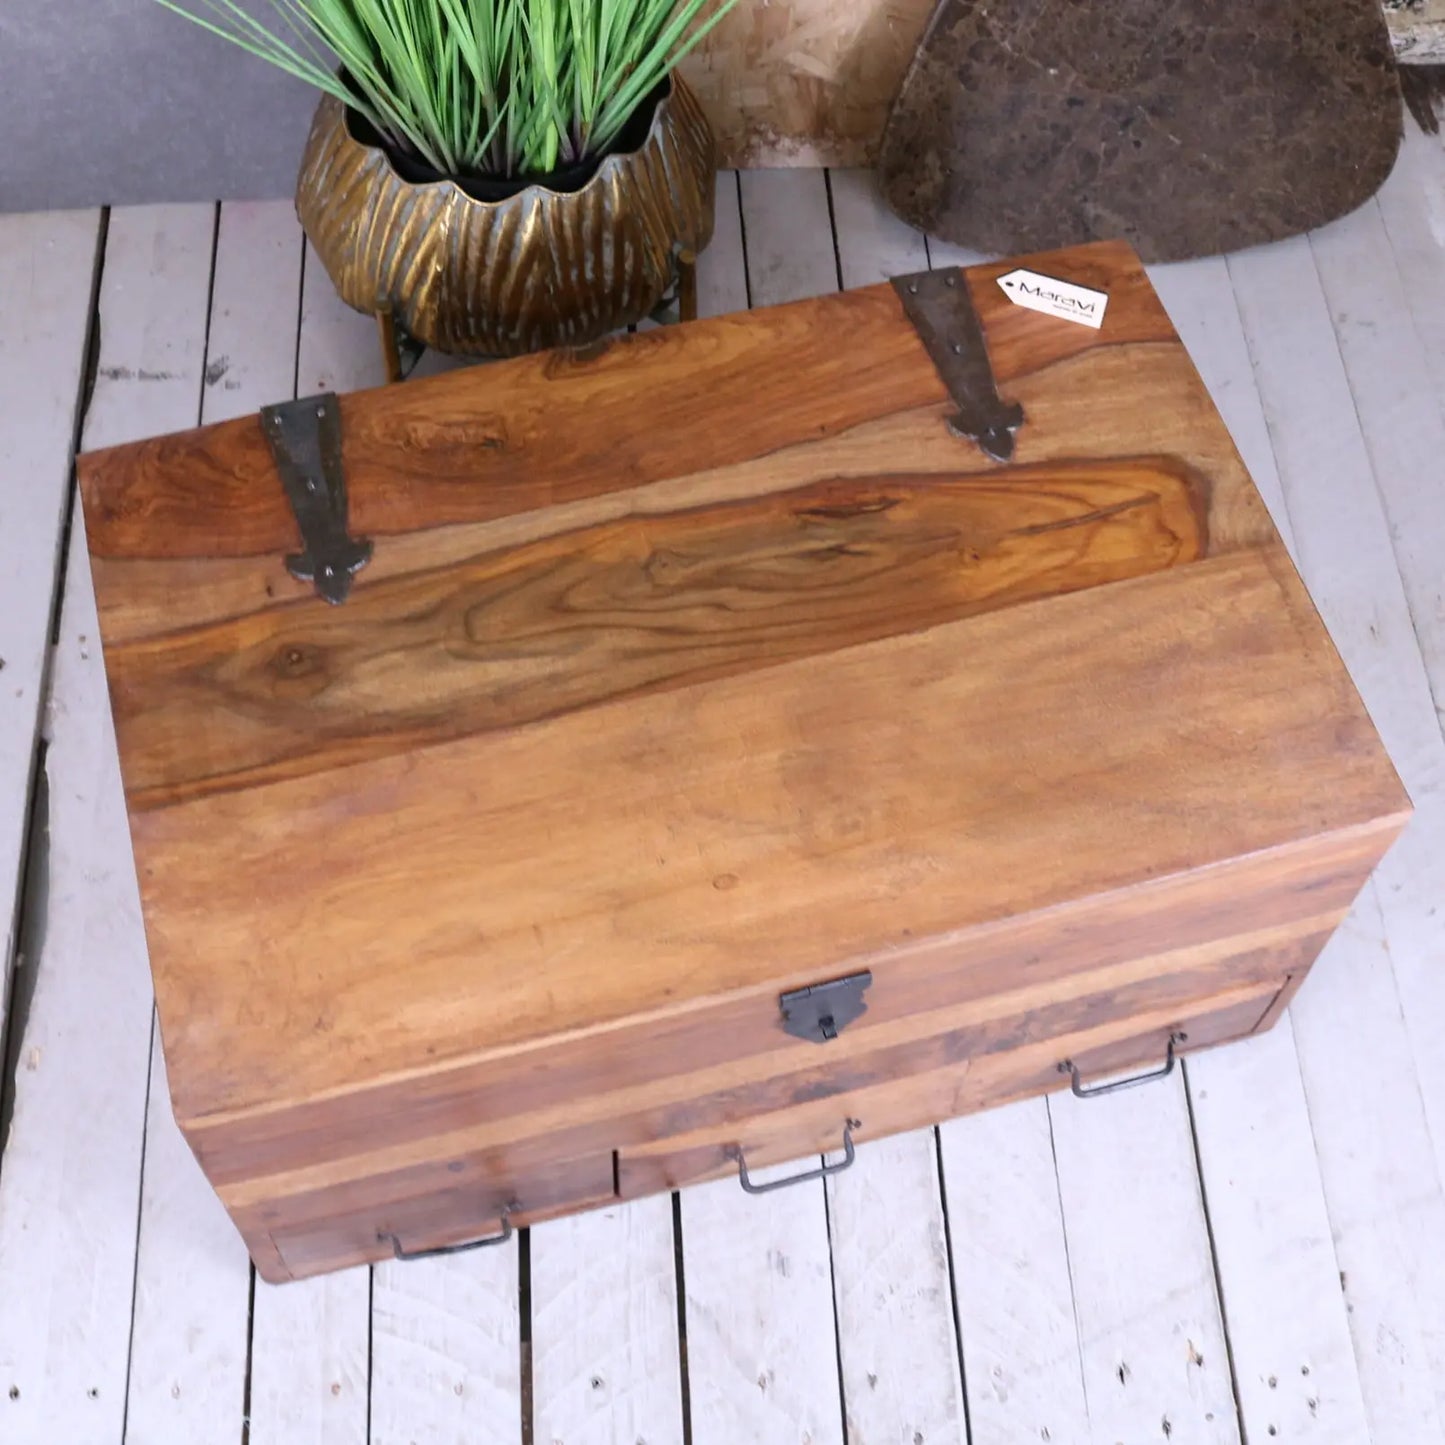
[{"x1": 295, "y1": 77, "x2": 717, "y2": 357}]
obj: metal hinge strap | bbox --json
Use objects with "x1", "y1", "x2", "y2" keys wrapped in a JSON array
[
  {"x1": 261, "y1": 392, "x2": 373, "y2": 605},
  {"x1": 891, "y1": 268, "x2": 1025, "y2": 463}
]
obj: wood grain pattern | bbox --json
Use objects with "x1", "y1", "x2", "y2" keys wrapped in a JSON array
[
  {"x1": 220, "y1": 933, "x2": 1315, "y2": 1235},
  {"x1": 201, "y1": 939, "x2": 1324, "y2": 1280},
  {"x1": 77, "y1": 241, "x2": 1174, "y2": 564},
  {"x1": 88, "y1": 341, "x2": 1266, "y2": 648},
  {"x1": 614, "y1": 982, "x2": 1284, "y2": 1199},
  {"x1": 188, "y1": 837, "x2": 1366, "y2": 1194},
  {"x1": 81, "y1": 241, "x2": 1271, "y2": 649},
  {"x1": 109, "y1": 457, "x2": 1205, "y2": 809},
  {"x1": 130, "y1": 546, "x2": 1404, "y2": 1129},
  {"x1": 74, "y1": 238, "x2": 1409, "y2": 1282}
]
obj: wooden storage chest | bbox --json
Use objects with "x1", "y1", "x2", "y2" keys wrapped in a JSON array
[{"x1": 77, "y1": 240, "x2": 1410, "y2": 1282}]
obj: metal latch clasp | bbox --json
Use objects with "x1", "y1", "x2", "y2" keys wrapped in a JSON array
[
  {"x1": 779, "y1": 970, "x2": 872, "y2": 1044},
  {"x1": 892, "y1": 268, "x2": 1025, "y2": 463},
  {"x1": 261, "y1": 392, "x2": 373, "y2": 605}
]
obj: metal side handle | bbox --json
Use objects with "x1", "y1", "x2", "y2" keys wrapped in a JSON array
[
  {"x1": 380, "y1": 1206, "x2": 516, "y2": 1261},
  {"x1": 729, "y1": 1120, "x2": 859, "y2": 1195},
  {"x1": 1059, "y1": 1031, "x2": 1188, "y2": 1100}
]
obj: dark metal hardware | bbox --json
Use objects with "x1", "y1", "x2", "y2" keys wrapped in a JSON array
[
  {"x1": 730, "y1": 1120, "x2": 859, "y2": 1195},
  {"x1": 376, "y1": 302, "x2": 427, "y2": 384},
  {"x1": 1059, "y1": 1031, "x2": 1188, "y2": 1100},
  {"x1": 892, "y1": 267, "x2": 1025, "y2": 462},
  {"x1": 779, "y1": 970, "x2": 872, "y2": 1044},
  {"x1": 380, "y1": 1205, "x2": 516, "y2": 1261},
  {"x1": 262, "y1": 392, "x2": 373, "y2": 605}
]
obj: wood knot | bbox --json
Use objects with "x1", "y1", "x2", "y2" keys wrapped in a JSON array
[{"x1": 272, "y1": 643, "x2": 323, "y2": 679}]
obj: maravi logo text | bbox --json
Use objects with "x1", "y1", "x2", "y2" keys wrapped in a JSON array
[{"x1": 997, "y1": 268, "x2": 1109, "y2": 330}]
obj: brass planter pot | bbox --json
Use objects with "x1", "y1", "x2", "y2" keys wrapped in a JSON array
[{"x1": 296, "y1": 77, "x2": 717, "y2": 358}]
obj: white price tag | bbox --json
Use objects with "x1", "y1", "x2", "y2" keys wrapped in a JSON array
[{"x1": 996, "y1": 268, "x2": 1109, "y2": 330}]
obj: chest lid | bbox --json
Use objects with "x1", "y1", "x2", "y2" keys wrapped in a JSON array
[{"x1": 77, "y1": 240, "x2": 1408, "y2": 1127}]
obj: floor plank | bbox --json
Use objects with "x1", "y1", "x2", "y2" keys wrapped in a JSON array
[
  {"x1": 1288, "y1": 891, "x2": 1445, "y2": 1443},
  {"x1": 199, "y1": 201, "x2": 306, "y2": 419},
  {"x1": 932, "y1": 209, "x2": 1246, "y2": 1445},
  {"x1": 297, "y1": 242, "x2": 382, "y2": 399},
  {"x1": 679, "y1": 166, "x2": 844, "y2": 1445},
  {"x1": 1308, "y1": 180, "x2": 1445, "y2": 1263},
  {"x1": 0, "y1": 209, "x2": 99, "y2": 1050},
  {"x1": 369, "y1": 1249, "x2": 522, "y2": 1445},
  {"x1": 695, "y1": 173, "x2": 749, "y2": 318},
  {"x1": 826, "y1": 169, "x2": 928, "y2": 281},
  {"x1": 827, "y1": 1132, "x2": 965, "y2": 1445},
  {"x1": 1185, "y1": 1024, "x2": 1371, "y2": 1441},
  {"x1": 1374, "y1": 128, "x2": 1445, "y2": 435},
  {"x1": 737, "y1": 169, "x2": 838, "y2": 304},
  {"x1": 0, "y1": 203, "x2": 213, "y2": 1445},
  {"x1": 1229, "y1": 234, "x2": 1444, "y2": 802},
  {"x1": 928, "y1": 227, "x2": 1244, "y2": 1445},
  {"x1": 531, "y1": 1198, "x2": 684, "y2": 1445},
  {"x1": 125, "y1": 1036, "x2": 252, "y2": 1443},
  {"x1": 1371, "y1": 794, "x2": 1445, "y2": 1189},
  {"x1": 939, "y1": 1101, "x2": 1089, "y2": 1445},
  {"x1": 821, "y1": 169, "x2": 967, "y2": 1445},
  {"x1": 1050, "y1": 1075, "x2": 1241, "y2": 1444},
  {"x1": 1311, "y1": 190, "x2": 1445, "y2": 732},
  {"x1": 249, "y1": 1268, "x2": 371, "y2": 1445},
  {"x1": 0, "y1": 531, "x2": 153, "y2": 1445},
  {"x1": 1147, "y1": 256, "x2": 1292, "y2": 540},
  {"x1": 1230, "y1": 223, "x2": 1445, "y2": 1443},
  {"x1": 1329, "y1": 202, "x2": 1445, "y2": 723},
  {"x1": 124, "y1": 198, "x2": 303, "y2": 1445},
  {"x1": 924, "y1": 237, "x2": 990, "y2": 270},
  {"x1": 1149, "y1": 252, "x2": 1372, "y2": 1444},
  {"x1": 681, "y1": 1168, "x2": 843, "y2": 1445}
]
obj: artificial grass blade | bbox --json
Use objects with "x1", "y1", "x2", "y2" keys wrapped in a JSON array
[{"x1": 152, "y1": 0, "x2": 735, "y2": 177}]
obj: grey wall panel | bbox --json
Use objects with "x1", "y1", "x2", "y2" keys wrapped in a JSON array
[{"x1": 1, "y1": 1, "x2": 318, "y2": 213}]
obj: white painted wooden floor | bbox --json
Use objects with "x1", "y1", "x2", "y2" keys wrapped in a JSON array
[{"x1": 2, "y1": 128, "x2": 1444, "y2": 1445}]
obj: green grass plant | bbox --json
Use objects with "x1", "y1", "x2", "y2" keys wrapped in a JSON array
[{"x1": 150, "y1": 0, "x2": 733, "y2": 177}]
